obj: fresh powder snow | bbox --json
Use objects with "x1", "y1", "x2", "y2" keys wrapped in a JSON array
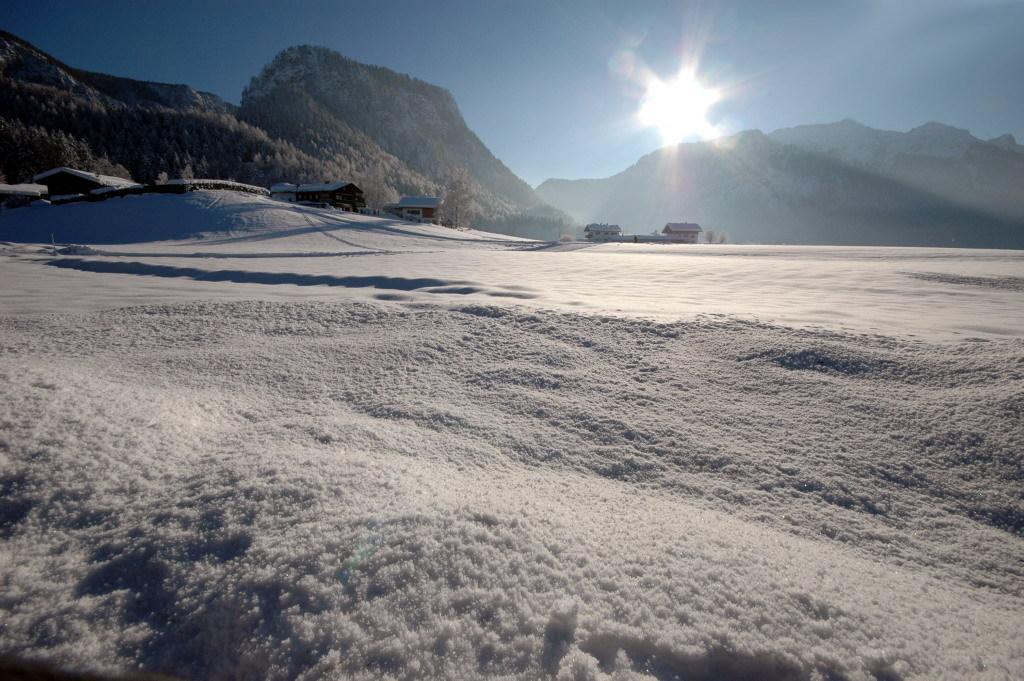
[{"x1": 0, "y1": 191, "x2": 1022, "y2": 681}]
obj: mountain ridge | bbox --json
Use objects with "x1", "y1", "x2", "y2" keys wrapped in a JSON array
[
  {"x1": 0, "y1": 31, "x2": 569, "y2": 239},
  {"x1": 537, "y1": 120, "x2": 1024, "y2": 248},
  {"x1": 238, "y1": 45, "x2": 544, "y2": 220},
  {"x1": 0, "y1": 30, "x2": 232, "y2": 113}
]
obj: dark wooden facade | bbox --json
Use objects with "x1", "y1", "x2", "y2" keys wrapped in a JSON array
[
  {"x1": 36, "y1": 172, "x2": 106, "y2": 197},
  {"x1": 32, "y1": 167, "x2": 138, "y2": 198},
  {"x1": 296, "y1": 183, "x2": 365, "y2": 211}
]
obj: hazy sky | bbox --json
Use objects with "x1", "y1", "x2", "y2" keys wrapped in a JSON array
[{"x1": 6, "y1": 0, "x2": 1022, "y2": 185}]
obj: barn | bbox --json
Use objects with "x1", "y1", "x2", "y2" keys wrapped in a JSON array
[
  {"x1": 662, "y1": 222, "x2": 703, "y2": 243},
  {"x1": 32, "y1": 167, "x2": 139, "y2": 199}
]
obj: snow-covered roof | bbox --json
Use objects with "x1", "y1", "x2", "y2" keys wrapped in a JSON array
[
  {"x1": 296, "y1": 181, "x2": 359, "y2": 193},
  {"x1": 0, "y1": 183, "x2": 47, "y2": 197},
  {"x1": 663, "y1": 222, "x2": 702, "y2": 233},
  {"x1": 270, "y1": 181, "x2": 361, "y2": 193},
  {"x1": 394, "y1": 196, "x2": 440, "y2": 208},
  {"x1": 165, "y1": 179, "x2": 269, "y2": 194},
  {"x1": 584, "y1": 223, "x2": 621, "y2": 232},
  {"x1": 91, "y1": 184, "x2": 144, "y2": 195},
  {"x1": 31, "y1": 167, "x2": 138, "y2": 189}
]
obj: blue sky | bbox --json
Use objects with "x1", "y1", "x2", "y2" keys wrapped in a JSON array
[{"x1": 6, "y1": 0, "x2": 1022, "y2": 185}]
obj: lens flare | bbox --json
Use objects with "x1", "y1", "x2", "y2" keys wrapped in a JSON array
[{"x1": 637, "y1": 69, "x2": 721, "y2": 144}]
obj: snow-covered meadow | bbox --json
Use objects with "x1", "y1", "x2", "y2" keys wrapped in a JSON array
[{"x1": 1, "y1": 192, "x2": 1022, "y2": 680}]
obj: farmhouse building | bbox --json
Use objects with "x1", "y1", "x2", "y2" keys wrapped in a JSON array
[
  {"x1": 270, "y1": 183, "x2": 298, "y2": 202},
  {"x1": 386, "y1": 196, "x2": 440, "y2": 221},
  {"x1": 297, "y1": 182, "x2": 365, "y2": 210},
  {"x1": 584, "y1": 223, "x2": 622, "y2": 242},
  {"x1": 271, "y1": 181, "x2": 365, "y2": 210},
  {"x1": 662, "y1": 222, "x2": 702, "y2": 243},
  {"x1": 32, "y1": 167, "x2": 139, "y2": 199}
]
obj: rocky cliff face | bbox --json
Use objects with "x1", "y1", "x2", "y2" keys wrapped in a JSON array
[{"x1": 239, "y1": 45, "x2": 542, "y2": 218}]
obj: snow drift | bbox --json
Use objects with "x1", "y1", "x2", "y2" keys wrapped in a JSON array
[
  {"x1": 0, "y1": 204, "x2": 1021, "y2": 680},
  {"x1": 1, "y1": 299, "x2": 1021, "y2": 680}
]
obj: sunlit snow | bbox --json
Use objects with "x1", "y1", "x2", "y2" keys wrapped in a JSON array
[{"x1": 0, "y1": 191, "x2": 1021, "y2": 681}]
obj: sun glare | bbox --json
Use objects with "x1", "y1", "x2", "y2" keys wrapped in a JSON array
[{"x1": 637, "y1": 69, "x2": 720, "y2": 144}]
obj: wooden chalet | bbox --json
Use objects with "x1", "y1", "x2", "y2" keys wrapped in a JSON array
[
  {"x1": 293, "y1": 181, "x2": 365, "y2": 211},
  {"x1": 32, "y1": 167, "x2": 139, "y2": 199},
  {"x1": 270, "y1": 183, "x2": 298, "y2": 203},
  {"x1": 386, "y1": 196, "x2": 440, "y2": 221}
]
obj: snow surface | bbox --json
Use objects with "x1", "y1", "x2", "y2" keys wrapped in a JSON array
[
  {"x1": 0, "y1": 193, "x2": 1022, "y2": 681},
  {"x1": 0, "y1": 191, "x2": 529, "y2": 248}
]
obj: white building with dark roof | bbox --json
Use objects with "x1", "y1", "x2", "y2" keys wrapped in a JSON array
[
  {"x1": 662, "y1": 222, "x2": 703, "y2": 243},
  {"x1": 583, "y1": 223, "x2": 622, "y2": 242}
]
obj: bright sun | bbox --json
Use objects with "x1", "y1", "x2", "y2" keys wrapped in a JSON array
[{"x1": 637, "y1": 69, "x2": 720, "y2": 144}]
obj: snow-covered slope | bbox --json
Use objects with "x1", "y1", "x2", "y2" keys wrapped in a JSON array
[
  {"x1": 0, "y1": 198, "x2": 1022, "y2": 680},
  {"x1": 2, "y1": 192, "x2": 1022, "y2": 340},
  {"x1": 0, "y1": 191, "x2": 531, "y2": 247}
]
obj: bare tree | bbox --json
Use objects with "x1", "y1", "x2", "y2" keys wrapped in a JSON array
[
  {"x1": 155, "y1": 171, "x2": 169, "y2": 185},
  {"x1": 439, "y1": 167, "x2": 475, "y2": 229},
  {"x1": 357, "y1": 166, "x2": 399, "y2": 211}
]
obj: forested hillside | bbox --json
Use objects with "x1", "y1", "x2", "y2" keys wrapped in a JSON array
[{"x1": 0, "y1": 31, "x2": 571, "y2": 238}]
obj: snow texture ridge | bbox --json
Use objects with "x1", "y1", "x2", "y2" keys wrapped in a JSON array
[{"x1": 1, "y1": 300, "x2": 1021, "y2": 680}]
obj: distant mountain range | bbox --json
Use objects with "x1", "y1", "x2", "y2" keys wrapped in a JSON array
[
  {"x1": 537, "y1": 119, "x2": 1024, "y2": 248},
  {"x1": 0, "y1": 31, "x2": 567, "y2": 239},
  {"x1": 3, "y1": 28, "x2": 1022, "y2": 247}
]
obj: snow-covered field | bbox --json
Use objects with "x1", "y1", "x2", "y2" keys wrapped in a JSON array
[{"x1": 1, "y1": 193, "x2": 1022, "y2": 680}]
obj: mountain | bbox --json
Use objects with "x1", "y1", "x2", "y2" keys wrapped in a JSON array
[
  {"x1": 770, "y1": 120, "x2": 1024, "y2": 224},
  {"x1": 0, "y1": 32, "x2": 569, "y2": 239},
  {"x1": 0, "y1": 31, "x2": 357, "y2": 190},
  {"x1": 986, "y1": 133, "x2": 1024, "y2": 155},
  {"x1": 537, "y1": 121, "x2": 1024, "y2": 248},
  {"x1": 239, "y1": 46, "x2": 541, "y2": 218},
  {"x1": 0, "y1": 30, "x2": 231, "y2": 114}
]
